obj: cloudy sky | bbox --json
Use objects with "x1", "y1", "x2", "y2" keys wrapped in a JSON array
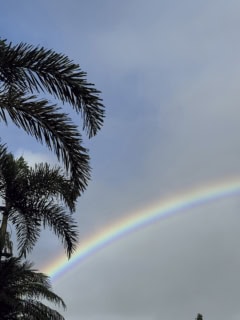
[{"x1": 1, "y1": 1, "x2": 240, "y2": 319}]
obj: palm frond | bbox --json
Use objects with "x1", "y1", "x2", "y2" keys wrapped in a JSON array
[
  {"x1": 17, "y1": 299, "x2": 65, "y2": 320},
  {"x1": 0, "y1": 41, "x2": 105, "y2": 137},
  {"x1": 0, "y1": 89, "x2": 90, "y2": 192},
  {"x1": 10, "y1": 207, "x2": 41, "y2": 258},
  {"x1": 0, "y1": 148, "x2": 79, "y2": 258},
  {"x1": 40, "y1": 200, "x2": 79, "y2": 258},
  {"x1": 0, "y1": 257, "x2": 66, "y2": 320},
  {"x1": 10, "y1": 199, "x2": 78, "y2": 258},
  {"x1": 28, "y1": 163, "x2": 78, "y2": 212}
]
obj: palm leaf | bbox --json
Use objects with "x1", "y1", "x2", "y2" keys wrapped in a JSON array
[
  {"x1": 28, "y1": 163, "x2": 78, "y2": 212},
  {"x1": 0, "y1": 257, "x2": 66, "y2": 320},
  {"x1": 0, "y1": 89, "x2": 90, "y2": 192},
  {"x1": 16, "y1": 300, "x2": 65, "y2": 320},
  {"x1": 0, "y1": 41, "x2": 105, "y2": 137},
  {"x1": 0, "y1": 147, "x2": 79, "y2": 258},
  {"x1": 10, "y1": 206, "x2": 41, "y2": 258},
  {"x1": 40, "y1": 200, "x2": 79, "y2": 258},
  {"x1": 10, "y1": 199, "x2": 78, "y2": 259}
]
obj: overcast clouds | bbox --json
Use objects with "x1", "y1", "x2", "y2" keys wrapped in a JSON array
[{"x1": 1, "y1": 1, "x2": 240, "y2": 319}]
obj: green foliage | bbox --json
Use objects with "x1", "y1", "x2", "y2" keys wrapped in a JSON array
[
  {"x1": 0, "y1": 144, "x2": 79, "y2": 258},
  {"x1": 0, "y1": 36, "x2": 106, "y2": 318},
  {"x1": 0, "y1": 257, "x2": 66, "y2": 319},
  {"x1": 0, "y1": 38, "x2": 105, "y2": 193}
]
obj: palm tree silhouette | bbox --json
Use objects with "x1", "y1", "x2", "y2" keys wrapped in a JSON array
[
  {"x1": 0, "y1": 144, "x2": 79, "y2": 259},
  {"x1": 0, "y1": 257, "x2": 66, "y2": 319},
  {"x1": 0, "y1": 38, "x2": 105, "y2": 193}
]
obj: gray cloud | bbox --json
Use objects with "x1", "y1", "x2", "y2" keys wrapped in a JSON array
[
  {"x1": 54, "y1": 198, "x2": 240, "y2": 320},
  {"x1": 1, "y1": 1, "x2": 240, "y2": 319}
]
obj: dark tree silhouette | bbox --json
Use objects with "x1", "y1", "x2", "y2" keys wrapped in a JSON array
[
  {"x1": 0, "y1": 37, "x2": 105, "y2": 318},
  {"x1": 0, "y1": 144, "x2": 79, "y2": 259},
  {"x1": 0, "y1": 38, "x2": 105, "y2": 193},
  {"x1": 0, "y1": 257, "x2": 66, "y2": 319}
]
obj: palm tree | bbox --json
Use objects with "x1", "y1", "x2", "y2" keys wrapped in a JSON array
[
  {"x1": 0, "y1": 144, "x2": 79, "y2": 259},
  {"x1": 0, "y1": 256, "x2": 66, "y2": 320},
  {"x1": 0, "y1": 38, "x2": 105, "y2": 193}
]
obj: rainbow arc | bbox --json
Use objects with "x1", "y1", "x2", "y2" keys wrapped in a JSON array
[{"x1": 43, "y1": 178, "x2": 240, "y2": 281}]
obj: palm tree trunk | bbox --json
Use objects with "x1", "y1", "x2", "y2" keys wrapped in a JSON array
[{"x1": 0, "y1": 209, "x2": 8, "y2": 260}]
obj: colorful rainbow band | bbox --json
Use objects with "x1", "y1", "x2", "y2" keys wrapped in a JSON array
[{"x1": 43, "y1": 178, "x2": 240, "y2": 281}]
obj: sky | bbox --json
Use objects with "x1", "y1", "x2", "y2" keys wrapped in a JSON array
[{"x1": 1, "y1": 1, "x2": 240, "y2": 319}]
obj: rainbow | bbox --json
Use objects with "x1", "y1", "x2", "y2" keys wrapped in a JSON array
[{"x1": 43, "y1": 178, "x2": 240, "y2": 281}]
